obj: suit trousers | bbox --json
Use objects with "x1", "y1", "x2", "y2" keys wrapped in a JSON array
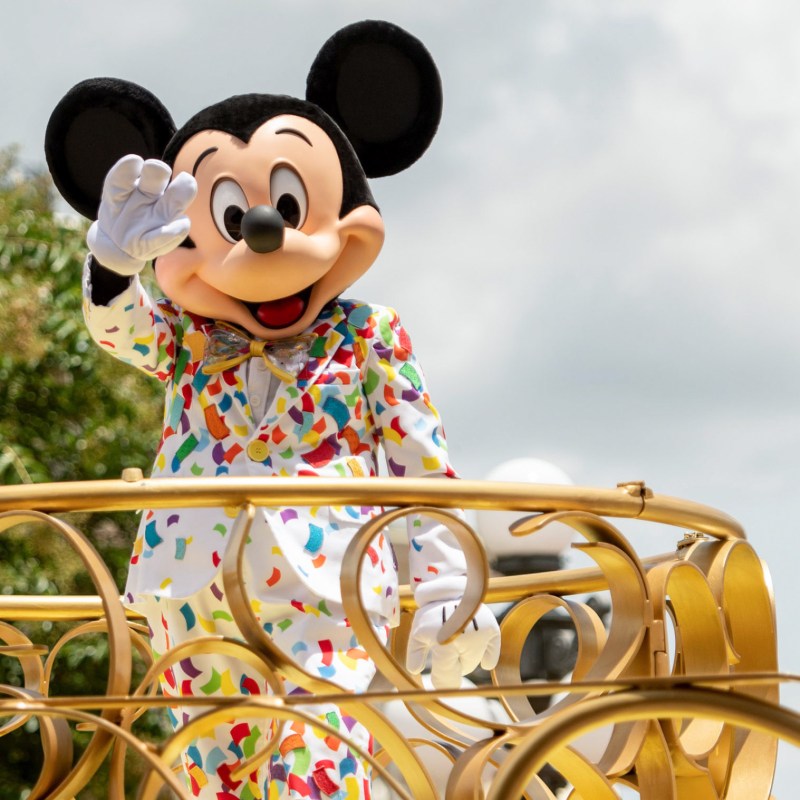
[{"x1": 143, "y1": 567, "x2": 388, "y2": 799}]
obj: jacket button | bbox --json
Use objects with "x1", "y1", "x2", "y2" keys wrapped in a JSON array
[{"x1": 247, "y1": 440, "x2": 269, "y2": 462}]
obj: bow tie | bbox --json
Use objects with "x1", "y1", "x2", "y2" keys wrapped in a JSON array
[{"x1": 202, "y1": 322, "x2": 318, "y2": 382}]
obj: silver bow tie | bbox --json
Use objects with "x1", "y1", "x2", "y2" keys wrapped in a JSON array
[{"x1": 202, "y1": 322, "x2": 317, "y2": 382}]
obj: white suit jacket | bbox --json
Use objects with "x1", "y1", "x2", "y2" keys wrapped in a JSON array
[{"x1": 83, "y1": 267, "x2": 466, "y2": 622}]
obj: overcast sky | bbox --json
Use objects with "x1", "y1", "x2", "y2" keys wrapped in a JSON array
[{"x1": 2, "y1": 0, "x2": 800, "y2": 791}]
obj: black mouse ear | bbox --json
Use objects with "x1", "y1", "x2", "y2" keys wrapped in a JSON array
[
  {"x1": 306, "y1": 20, "x2": 442, "y2": 178},
  {"x1": 45, "y1": 78, "x2": 176, "y2": 219}
]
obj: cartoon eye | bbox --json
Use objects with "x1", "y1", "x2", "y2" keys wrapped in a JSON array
[
  {"x1": 211, "y1": 179, "x2": 250, "y2": 243},
  {"x1": 270, "y1": 166, "x2": 308, "y2": 229}
]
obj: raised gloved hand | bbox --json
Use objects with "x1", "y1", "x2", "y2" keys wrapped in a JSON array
[
  {"x1": 87, "y1": 154, "x2": 197, "y2": 275},
  {"x1": 407, "y1": 595, "x2": 501, "y2": 689}
]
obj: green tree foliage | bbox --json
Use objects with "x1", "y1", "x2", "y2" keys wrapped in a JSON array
[
  {"x1": 0, "y1": 146, "x2": 166, "y2": 798},
  {"x1": 0, "y1": 145, "x2": 163, "y2": 489}
]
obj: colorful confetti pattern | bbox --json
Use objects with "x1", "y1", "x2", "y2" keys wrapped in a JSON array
[
  {"x1": 83, "y1": 268, "x2": 469, "y2": 797},
  {"x1": 148, "y1": 578, "x2": 387, "y2": 799},
  {"x1": 83, "y1": 271, "x2": 463, "y2": 614}
]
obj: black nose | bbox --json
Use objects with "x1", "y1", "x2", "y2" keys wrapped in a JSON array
[{"x1": 241, "y1": 205, "x2": 285, "y2": 253}]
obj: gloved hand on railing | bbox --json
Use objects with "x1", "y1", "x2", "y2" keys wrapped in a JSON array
[{"x1": 406, "y1": 574, "x2": 501, "y2": 689}]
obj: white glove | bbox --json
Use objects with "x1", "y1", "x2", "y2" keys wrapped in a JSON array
[
  {"x1": 407, "y1": 600, "x2": 501, "y2": 689},
  {"x1": 87, "y1": 155, "x2": 198, "y2": 276}
]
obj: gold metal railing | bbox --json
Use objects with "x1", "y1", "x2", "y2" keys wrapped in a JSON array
[{"x1": 0, "y1": 477, "x2": 792, "y2": 799}]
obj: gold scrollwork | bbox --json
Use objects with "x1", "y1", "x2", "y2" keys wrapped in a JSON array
[
  {"x1": 0, "y1": 510, "x2": 132, "y2": 799},
  {"x1": 0, "y1": 479, "x2": 789, "y2": 798}
]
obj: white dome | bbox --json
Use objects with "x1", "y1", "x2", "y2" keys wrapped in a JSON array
[{"x1": 477, "y1": 458, "x2": 575, "y2": 557}]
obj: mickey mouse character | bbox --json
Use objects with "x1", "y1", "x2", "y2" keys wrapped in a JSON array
[{"x1": 46, "y1": 20, "x2": 500, "y2": 799}]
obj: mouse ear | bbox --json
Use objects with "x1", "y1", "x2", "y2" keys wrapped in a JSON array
[
  {"x1": 45, "y1": 78, "x2": 176, "y2": 219},
  {"x1": 306, "y1": 20, "x2": 442, "y2": 178}
]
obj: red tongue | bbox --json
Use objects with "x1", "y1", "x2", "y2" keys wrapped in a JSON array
[{"x1": 256, "y1": 295, "x2": 305, "y2": 328}]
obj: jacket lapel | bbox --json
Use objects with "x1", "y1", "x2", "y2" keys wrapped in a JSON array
[{"x1": 262, "y1": 301, "x2": 349, "y2": 424}]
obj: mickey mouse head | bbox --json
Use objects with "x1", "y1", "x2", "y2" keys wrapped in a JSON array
[{"x1": 45, "y1": 20, "x2": 442, "y2": 338}]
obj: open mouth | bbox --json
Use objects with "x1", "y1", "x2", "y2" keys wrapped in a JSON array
[{"x1": 244, "y1": 286, "x2": 312, "y2": 330}]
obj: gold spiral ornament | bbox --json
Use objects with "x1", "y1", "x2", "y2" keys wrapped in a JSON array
[{"x1": 0, "y1": 478, "x2": 789, "y2": 798}]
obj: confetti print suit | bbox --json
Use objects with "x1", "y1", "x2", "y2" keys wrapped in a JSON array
[{"x1": 83, "y1": 266, "x2": 467, "y2": 798}]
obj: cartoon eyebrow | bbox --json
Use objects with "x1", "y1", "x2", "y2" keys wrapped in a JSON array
[
  {"x1": 192, "y1": 147, "x2": 219, "y2": 176},
  {"x1": 275, "y1": 128, "x2": 313, "y2": 147}
]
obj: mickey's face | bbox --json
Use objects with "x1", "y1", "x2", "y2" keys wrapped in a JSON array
[
  {"x1": 155, "y1": 114, "x2": 385, "y2": 339},
  {"x1": 47, "y1": 24, "x2": 443, "y2": 323}
]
